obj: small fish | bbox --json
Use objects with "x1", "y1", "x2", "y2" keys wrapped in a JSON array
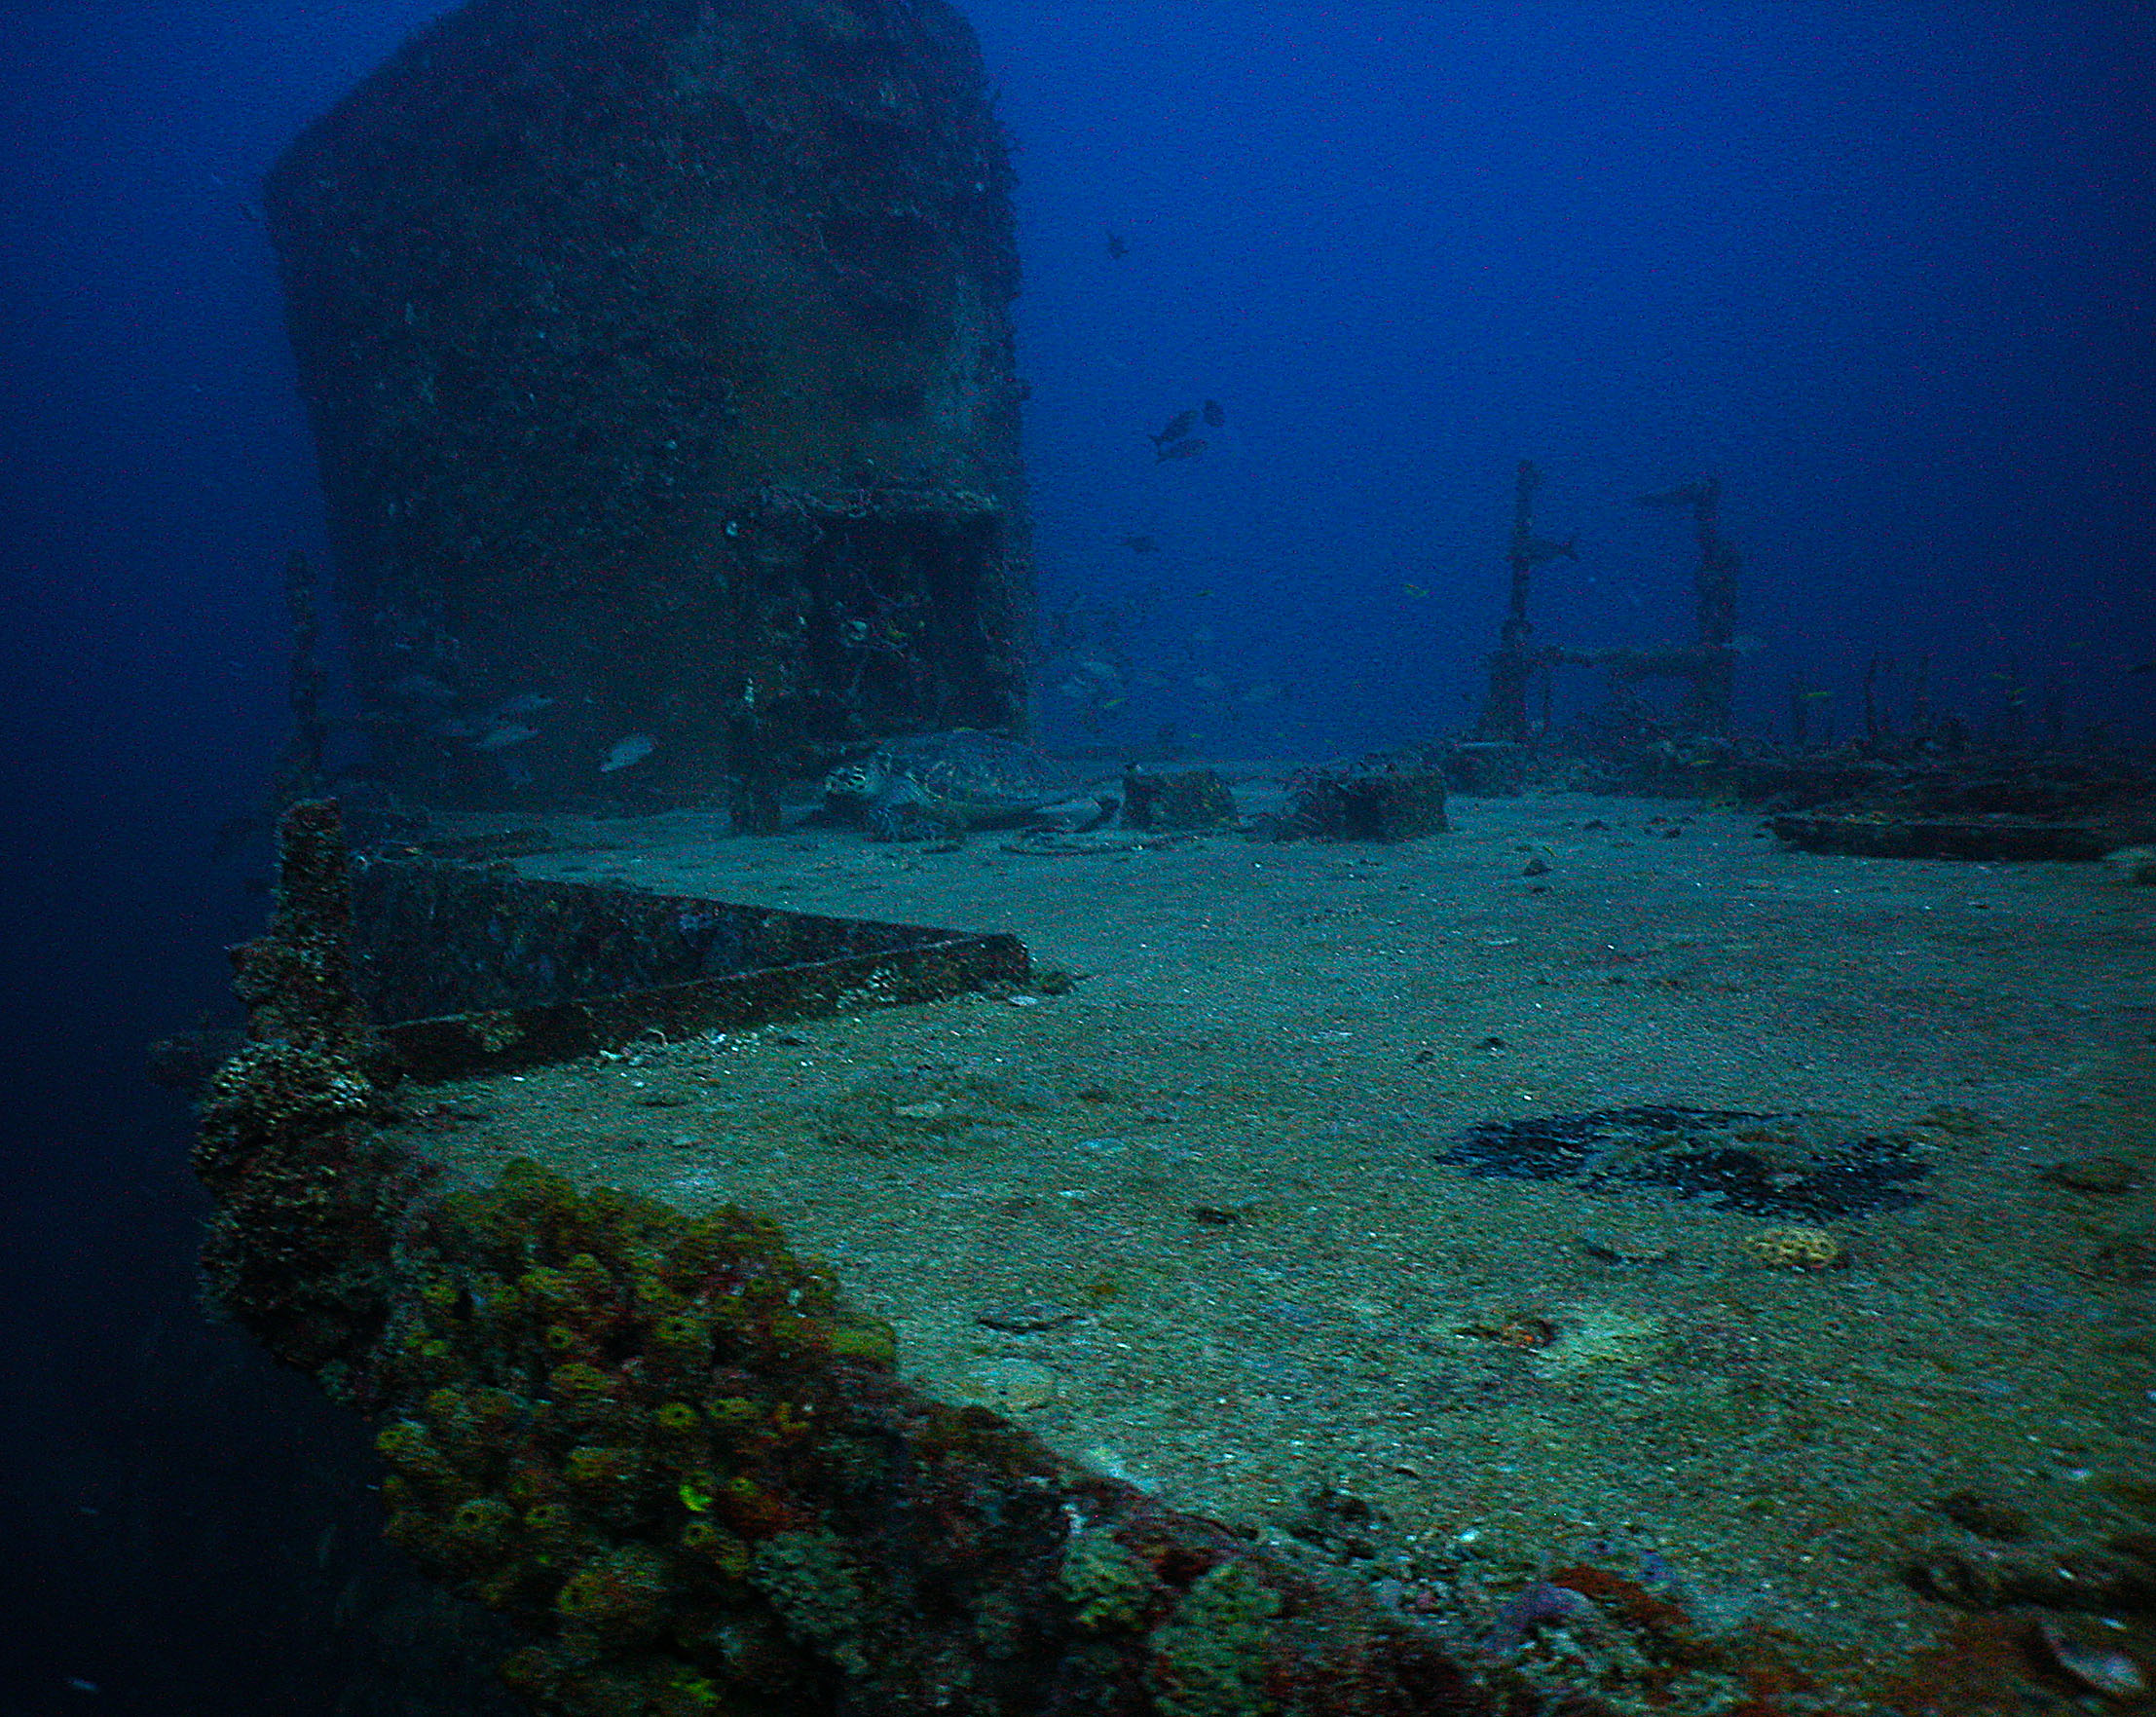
[
  {"x1": 1202, "y1": 398, "x2": 1225, "y2": 428},
  {"x1": 491, "y1": 692, "x2": 555, "y2": 719},
  {"x1": 1155, "y1": 437, "x2": 1207, "y2": 463},
  {"x1": 387, "y1": 672, "x2": 457, "y2": 703},
  {"x1": 1105, "y1": 231, "x2": 1129, "y2": 260},
  {"x1": 1118, "y1": 534, "x2": 1160, "y2": 553},
  {"x1": 1151, "y1": 409, "x2": 1200, "y2": 447},
  {"x1": 1636, "y1": 479, "x2": 1716, "y2": 510},
  {"x1": 1401, "y1": 581, "x2": 1429, "y2": 598},
  {"x1": 600, "y1": 733, "x2": 656, "y2": 773},
  {"x1": 1519, "y1": 535, "x2": 1577, "y2": 565},
  {"x1": 2131, "y1": 660, "x2": 2156, "y2": 675},
  {"x1": 473, "y1": 723, "x2": 539, "y2": 751}
]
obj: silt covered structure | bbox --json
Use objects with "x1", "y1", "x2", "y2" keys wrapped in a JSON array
[{"x1": 266, "y1": 0, "x2": 1031, "y2": 817}]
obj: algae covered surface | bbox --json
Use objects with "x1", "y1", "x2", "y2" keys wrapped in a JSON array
[{"x1": 386, "y1": 788, "x2": 2156, "y2": 1703}]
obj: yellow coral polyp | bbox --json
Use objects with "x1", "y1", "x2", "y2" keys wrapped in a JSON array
[
  {"x1": 654, "y1": 1401, "x2": 701, "y2": 1437},
  {"x1": 438, "y1": 1496, "x2": 517, "y2": 1572},
  {"x1": 651, "y1": 1313, "x2": 710, "y2": 1353},
  {"x1": 716, "y1": 1474, "x2": 787, "y2": 1538},
  {"x1": 423, "y1": 1384, "x2": 466, "y2": 1420},
  {"x1": 376, "y1": 1422, "x2": 452, "y2": 1479},
  {"x1": 548, "y1": 1361, "x2": 613, "y2": 1402},
  {"x1": 543, "y1": 1323, "x2": 586, "y2": 1355},
  {"x1": 678, "y1": 1520, "x2": 751, "y2": 1581},
  {"x1": 518, "y1": 1266, "x2": 578, "y2": 1320},
  {"x1": 468, "y1": 1385, "x2": 519, "y2": 1431},
  {"x1": 647, "y1": 1314, "x2": 715, "y2": 1389},
  {"x1": 634, "y1": 1270, "x2": 690, "y2": 1319},
  {"x1": 498, "y1": 1645, "x2": 560, "y2": 1699},
  {"x1": 424, "y1": 1384, "x2": 516, "y2": 1467},
  {"x1": 523, "y1": 1502, "x2": 582, "y2": 1558},
  {"x1": 389, "y1": 1325, "x2": 464, "y2": 1388},
  {"x1": 504, "y1": 1462, "x2": 562, "y2": 1512},
  {"x1": 554, "y1": 1546, "x2": 671, "y2": 1646},
  {"x1": 706, "y1": 1396, "x2": 759, "y2": 1429},
  {"x1": 565, "y1": 1251, "x2": 614, "y2": 1300},
  {"x1": 451, "y1": 1496, "x2": 516, "y2": 1538},
  {"x1": 565, "y1": 1445, "x2": 643, "y2": 1502}
]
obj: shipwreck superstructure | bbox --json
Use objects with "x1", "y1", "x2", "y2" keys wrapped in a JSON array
[{"x1": 266, "y1": 0, "x2": 1031, "y2": 817}]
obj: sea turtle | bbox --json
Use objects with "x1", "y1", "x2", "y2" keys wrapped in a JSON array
[{"x1": 821, "y1": 730, "x2": 1090, "y2": 841}]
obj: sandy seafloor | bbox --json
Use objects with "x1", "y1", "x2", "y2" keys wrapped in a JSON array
[{"x1": 389, "y1": 783, "x2": 2156, "y2": 1706}]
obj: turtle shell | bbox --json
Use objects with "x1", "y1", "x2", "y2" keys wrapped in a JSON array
[{"x1": 823, "y1": 729, "x2": 1069, "y2": 838}]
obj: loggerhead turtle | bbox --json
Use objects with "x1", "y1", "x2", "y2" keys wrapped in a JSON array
[{"x1": 820, "y1": 730, "x2": 1094, "y2": 841}]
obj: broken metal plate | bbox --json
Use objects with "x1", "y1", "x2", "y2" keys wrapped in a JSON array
[
  {"x1": 1770, "y1": 811, "x2": 2119, "y2": 862},
  {"x1": 350, "y1": 857, "x2": 1027, "y2": 1082}
]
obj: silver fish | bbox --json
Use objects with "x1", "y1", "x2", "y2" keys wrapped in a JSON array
[
  {"x1": 387, "y1": 672, "x2": 458, "y2": 703},
  {"x1": 1519, "y1": 535, "x2": 1578, "y2": 566},
  {"x1": 600, "y1": 733, "x2": 656, "y2": 773},
  {"x1": 1636, "y1": 479, "x2": 1716, "y2": 510}
]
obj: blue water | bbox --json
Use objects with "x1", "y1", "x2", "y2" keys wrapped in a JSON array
[{"x1": 1, "y1": 3, "x2": 2150, "y2": 1709}]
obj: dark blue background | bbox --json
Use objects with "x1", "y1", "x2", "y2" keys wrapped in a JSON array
[{"x1": 2, "y1": 3, "x2": 2150, "y2": 1708}]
